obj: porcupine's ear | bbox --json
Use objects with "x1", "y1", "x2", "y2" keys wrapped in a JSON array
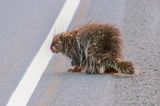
[{"x1": 58, "y1": 34, "x2": 65, "y2": 41}]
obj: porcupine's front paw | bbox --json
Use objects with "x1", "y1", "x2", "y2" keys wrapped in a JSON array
[
  {"x1": 117, "y1": 61, "x2": 135, "y2": 74},
  {"x1": 68, "y1": 66, "x2": 83, "y2": 72}
]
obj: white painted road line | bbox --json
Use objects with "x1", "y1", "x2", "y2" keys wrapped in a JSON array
[{"x1": 6, "y1": 0, "x2": 80, "y2": 106}]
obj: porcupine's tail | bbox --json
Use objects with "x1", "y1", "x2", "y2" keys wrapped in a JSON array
[
  {"x1": 104, "y1": 59, "x2": 135, "y2": 74},
  {"x1": 117, "y1": 61, "x2": 135, "y2": 74}
]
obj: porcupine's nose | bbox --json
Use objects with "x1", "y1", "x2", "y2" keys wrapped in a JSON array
[{"x1": 50, "y1": 44, "x2": 59, "y2": 53}]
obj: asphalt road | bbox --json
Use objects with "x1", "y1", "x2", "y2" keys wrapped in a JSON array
[{"x1": 1, "y1": 0, "x2": 160, "y2": 106}]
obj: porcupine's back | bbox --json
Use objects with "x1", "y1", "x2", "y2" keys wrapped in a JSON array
[{"x1": 74, "y1": 23, "x2": 123, "y2": 59}]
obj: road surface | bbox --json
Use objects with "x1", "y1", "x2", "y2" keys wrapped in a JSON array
[{"x1": 0, "y1": 0, "x2": 160, "y2": 106}]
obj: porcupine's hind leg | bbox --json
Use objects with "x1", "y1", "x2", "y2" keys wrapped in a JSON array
[
  {"x1": 84, "y1": 46, "x2": 102, "y2": 74},
  {"x1": 84, "y1": 56, "x2": 100, "y2": 74}
]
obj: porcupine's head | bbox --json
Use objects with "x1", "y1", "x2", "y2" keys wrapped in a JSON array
[
  {"x1": 50, "y1": 33, "x2": 64, "y2": 53},
  {"x1": 50, "y1": 31, "x2": 77, "y2": 54},
  {"x1": 50, "y1": 31, "x2": 81, "y2": 67}
]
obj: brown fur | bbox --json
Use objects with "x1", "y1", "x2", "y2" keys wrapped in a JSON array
[{"x1": 50, "y1": 23, "x2": 135, "y2": 74}]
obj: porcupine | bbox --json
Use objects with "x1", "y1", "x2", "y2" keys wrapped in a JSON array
[{"x1": 50, "y1": 23, "x2": 135, "y2": 74}]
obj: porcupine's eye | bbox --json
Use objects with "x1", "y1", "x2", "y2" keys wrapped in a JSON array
[{"x1": 55, "y1": 41, "x2": 62, "y2": 48}]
